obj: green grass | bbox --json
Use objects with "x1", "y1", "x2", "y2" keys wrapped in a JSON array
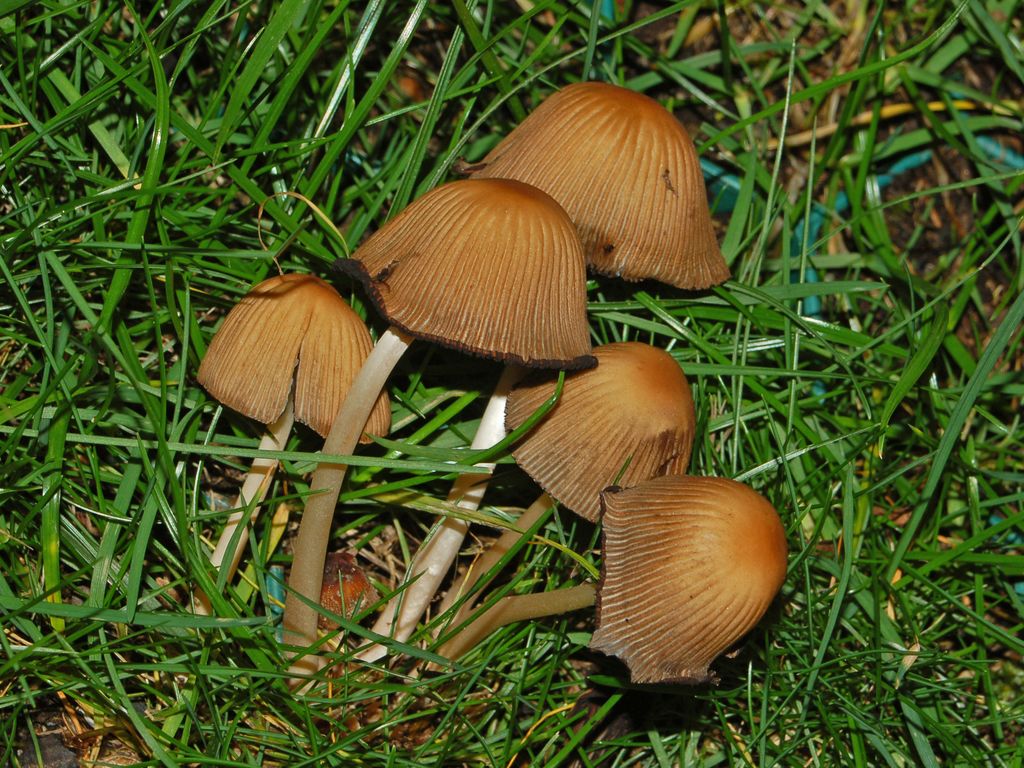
[{"x1": 2, "y1": 0, "x2": 1023, "y2": 765}]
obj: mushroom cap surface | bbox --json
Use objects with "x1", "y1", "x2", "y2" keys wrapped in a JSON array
[
  {"x1": 505, "y1": 342, "x2": 696, "y2": 521},
  {"x1": 335, "y1": 179, "x2": 595, "y2": 369},
  {"x1": 471, "y1": 81, "x2": 728, "y2": 289},
  {"x1": 591, "y1": 475, "x2": 787, "y2": 684},
  {"x1": 197, "y1": 273, "x2": 390, "y2": 439},
  {"x1": 318, "y1": 551, "x2": 378, "y2": 630}
]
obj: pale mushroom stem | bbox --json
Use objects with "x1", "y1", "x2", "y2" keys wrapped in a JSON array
[
  {"x1": 355, "y1": 364, "x2": 523, "y2": 663},
  {"x1": 283, "y1": 326, "x2": 412, "y2": 679},
  {"x1": 437, "y1": 582, "x2": 596, "y2": 660},
  {"x1": 436, "y1": 492, "x2": 554, "y2": 629},
  {"x1": 193, "y1": 399, "x2": 296, "y2": 617}
]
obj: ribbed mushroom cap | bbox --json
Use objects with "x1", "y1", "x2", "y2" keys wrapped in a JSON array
[
  {"x1": 471, "y1": 82, "x2": 728, "y2": 290},
  {"x1": 504, "y1": 342, "x2": 696, "y2": 521},
  {"x1": 197, "y1": 273, "x2": 390, "y2": 440},
  {"x1": 335, "y1": 179, "x2": 595, "y2": 369},
  {"x1": 591, "y1": 475, "x2": 787, "y2": 684}
]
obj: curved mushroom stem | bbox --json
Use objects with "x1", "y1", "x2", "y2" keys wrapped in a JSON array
[
  {"x1": 283, "y1": 326, "x2": 412, "y2": 680},
  {"x1": 193, "y1": 400, "x2": 295, "y2": 617},
  {"x1": 436, "y1": 492, "x2": 554, "y2": 629},
  {"x1": 355, "y1": 365, "x2": 523, "y2": 663},
  {"x1": 437, "y1": 582, "x2": 596, "y2": 660}
]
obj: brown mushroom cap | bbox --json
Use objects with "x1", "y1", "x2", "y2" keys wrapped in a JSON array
[
  {"x1": 504, "y1": 342, "x2": 696, "y2": 521},
  {"x1": 335, "y1": 179, "x2": 595, "y2": 369},
  {"x1": 591, "y1": 475, "x2": 787, "y2": 684},
  {"x1": 197, "y1": 273, "x2": 390, "y2": 440},
  {"x1": 318, "y1": 551, "x2": 378, "y2": 630},
  {"x1": 471, "y1": 82, "x2": 728, "y2": 290}
]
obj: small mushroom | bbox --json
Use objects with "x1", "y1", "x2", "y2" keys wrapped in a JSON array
[
  {"x1": 505, "y1": 342, "x2": 696, "y2": 522},
  {"x1": 282, "y1": 178, "x2": 594, "y2": 676},
  {"x1": 198, "y1": 273, "x2": 390, "y2": 439},
  {"x1": 318, "y1": 552, "x2": 378, "y2": 631},
  {"x1": 592, "y1": 475, "x2": 788, "y2": 684},
  {"x1": 194, "y1": 274, "x2": 389, "y2": 615},
  {"x1": 439, "y1": 475, "x2": 787, "y2": 682},
  {"x1": 471, "y1": 81, "x2": 729, "y2": 289}
]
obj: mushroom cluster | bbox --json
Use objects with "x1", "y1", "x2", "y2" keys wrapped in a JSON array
[
  {"x1": 436, "y1": 352, "x2": 788, "y2": 686},
  {"x1": 196, "y1": 81, "x2": 787, "y2": 687}
]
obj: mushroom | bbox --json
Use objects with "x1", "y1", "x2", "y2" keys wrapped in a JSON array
[
  {"x1": 592, "y1": 475, "x2": 788, "y2": 683},
  {"x1": 338, "y1": 178, "x2": 594, "y2": 370},
  {"x1": 194, "y1": 273, "x2": 389, "y2": 615},
  {"x1": 470, "y1": 81, "x2": 729, "y2": 289},
  {"x1": 282, "y1": 178, "x2": 594, "y2": 676},
  {"x1": 439, "y1": 475, "x2": 787, "y2": 684},
  {"x1": 436, "y1": 342, "x2": 696, "y2": 630},
  {"x1": 318, "y1": 552, "x2": 378, "y2": 631},
  {"x1": 504, "y1": 341, "x2": 696, "y2": 522}
]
